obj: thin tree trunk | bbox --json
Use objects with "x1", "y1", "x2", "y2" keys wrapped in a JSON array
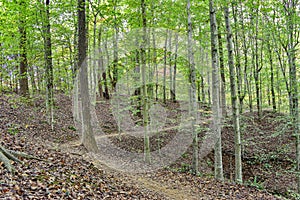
[
  {"x1": 28, "y1": 65, "x2": 37, "y2": 94},
  {"x1": 168, "y1": 31, "x2": 173, "y2": 101},
  {"x1": 232, "y1": 3, "x2": 244, "y2": 113},
  {"x1": 151, "y1": 26, "x2": 158, "y2": 101},
  {"x1": 141, "y1": 0, "x2": 150, "y2": 163},
  {"x1": 206, "y1": 52, "x2": 211, "y2": 105},
  {"x1": 103, "y1": 35, "x2": 111, "y2": 99},
  {"x1": 97, "y1": 25, "x2": 104, "y2": 99},
  {"x1": 239, "y1": 1, "x2": 248, "y2": 113},
  {"x1": 19, "y1": 1, "x2": 29, "y2": 97},
  {"x1": 163, "y1": 29, "x2": 168, "y2": 104},
  {"x1": 209, "y1": 0, "x2": 223, "y2": 181},
  {"x1": 267, "y1": 40, "x2": 276, "y2": 111},
  {"x1": 112, "y1": 0, "x2": 118, "y2": 91},
  {"x1": 44, "y1": 0, "x2": 54, "y2": 130},
  {"x1": 218, "y1": 31, "x2": 227, "y2": 117},
  {"x1": 253, "y1": 10, "x2": 262, "y2": 117},
  {"x1": 224, "y1": 6, "x2": 242, "y2": 183},
  {"x1": 187, "y1": 0, "x2": 198, "y2": 175},
  {"x1": 171, "y1": 32, "x2": 179, "y2": 102},
  {"x1": 283, "y1": 0, "x2": 299, "y2": 192}
]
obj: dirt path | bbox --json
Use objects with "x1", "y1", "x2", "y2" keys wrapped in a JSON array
[{"x1": 54, "y1": 139, "x2": 202, "y2": 200}]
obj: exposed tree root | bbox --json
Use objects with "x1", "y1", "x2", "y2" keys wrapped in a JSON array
[{"x1": 0, "y1": 145, "x2": 47, "y2": 173}]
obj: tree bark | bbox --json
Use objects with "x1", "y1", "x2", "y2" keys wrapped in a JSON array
[
  {"x1": 224, "y1": 6, "x2": 242, "y2": 183},
  {"x1": 283, "y1": 0, "x2": 299, "y2": 192},
  {"x1": 231, "y1": 3, "x2": 245, "y2": 113},
  {"x1": 171, "y1": 32, "x2": 178, "y2": 102},
  {"x1": 266, "y1": 33, "x2": 276, "y2": 111},
  {"x1": 209, "y1": 0, "x2": 223, "y2": 181},
  {"x1": 44, "y1": 0, "x2": 54, "y2": 130},
  {"x1": 187, "y1": 0, "x2": 198, "y2": 175},
  {"x1": 163, "y1": 29, "x2": 168, "y2": 104},
  {"x1": 218, "y1": 31, "x2": 227, "y2": 117},
  {"x1": 78, "y1": 0, "x2": 98, "y2": 153},
  {"x1": 141, "y1": 0, "x2": 150, "y2": 163},
  {"x1": 19, "y1": 1, "x2": 29, "y2": 97}
]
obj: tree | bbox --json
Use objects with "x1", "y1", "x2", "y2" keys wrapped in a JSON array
[
  {"x1": 187, "y1": 0, "x2": 198, "y2": 174},
  {"x1": 224, "y1": 5, "x2": 242, "y2": 183},
  {"x1": 282, "y1": 0, "x2": 299, "y2": 192},
  {"x1": 78, "y1": 0, "x2": 98, "y2": 153},
  {"x1": 141, "y1": 0, "x2": 150, "y2": 163},
  {"x1": 43, "y1": 0, "x2": 54, "y2": 130},
  {"x1": 209, "y1": 0, "x2": 223, "y2": 181},
  {"x1": 231, "y1": 2, "x2": 245, "y2": 113},
  {"x1": 19, "y1": 0, "x2": 29, "y2": 97}
]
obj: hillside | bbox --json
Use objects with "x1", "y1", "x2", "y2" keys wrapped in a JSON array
[{"x1": 0, "y1": 92, "x2": 293, "y2": 199}]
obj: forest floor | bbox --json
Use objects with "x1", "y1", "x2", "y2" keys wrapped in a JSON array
[{"x1": 0, "y1": 91, "x2": 296, "y2": 199}]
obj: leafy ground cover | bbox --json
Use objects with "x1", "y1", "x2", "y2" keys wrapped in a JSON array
[{"x1": 0, "y1": 92, "x2": 293, "y2": 199}]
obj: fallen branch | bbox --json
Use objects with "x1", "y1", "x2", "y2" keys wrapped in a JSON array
[{"x1": 0, "y1": 145, "x2": 47, "y2": 173}]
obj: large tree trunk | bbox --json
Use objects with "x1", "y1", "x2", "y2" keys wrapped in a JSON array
[{"x1": 78, "y1": 0, "x2": 98, "y2": 153}]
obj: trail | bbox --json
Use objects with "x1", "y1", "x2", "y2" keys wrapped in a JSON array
[{"x1": 56, "y1": 138, "x2": 202, "y2": 200}]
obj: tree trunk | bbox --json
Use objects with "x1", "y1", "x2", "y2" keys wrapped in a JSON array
[
  {"x1": 103, "y1": 35, "x2": 111, "y2": 100},
  {"x1": 78, "y1": 0, "x2": 98, "y2": 153},
  {"x1": 209, "y1": 0, "x2": 223, "y2": 181},
  {"x1": 97, "y1": 25, "x2": 104, "y2": 99},
  {"x1": 187, "y1": 0, "x2": 198, "y2": 175},
  {"x1": 112, "y1": 0, "x2": 119, "y2": 91},
  {"x1": 28, "y1": 65, "x2": 37, "y2": 94},
  {"x1": 19, "y1": 1, "x2": 29, "y2": 97},
  {"x1": 163, "y1": 29, "x2": 168, "y2": 104},
  {"x1": 253, "y1": 9, "x2": 262, "y2": 117},
  {"x1": 266, "y1": 33, "x2": 276, "y2": 111},
  {"x1": 231, "y1": 3, "x2": 244, "y2": 113},
  {"x1": 141, "y1": 0, "x2": 150, "y2": 163},
  {"x1": 239, "y1": 2, "x2": 248, "y2": 113},
  {"x1": 168, "y1": 31, "x2": 173, "y2": 101},
  {"x1": 218, "y1": 31, "x2": 227, "y2": 117},
  {"x1": 224, "y1": 6, "x2": 242, "y2": 183},
  {"x1": 171, "y1": 32, "x2": 179, "y2": 102},
  {"x1": 283, "y1": 0, "x2": 299, "y2": 192},
  {"x1": 44, "y1": 0, "x2": 54, "y2": 130}
]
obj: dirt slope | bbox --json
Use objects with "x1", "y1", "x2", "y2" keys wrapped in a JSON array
[{"x1": 0, "y1": 92, "x2": 287, "y2": 199}]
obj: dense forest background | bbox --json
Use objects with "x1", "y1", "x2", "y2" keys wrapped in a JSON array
[{"x1": 0, "y1": 0, "x2": 299, "y2": 199}]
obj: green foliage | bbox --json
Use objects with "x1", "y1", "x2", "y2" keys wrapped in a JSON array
[
  {"x1": 179, "y1": 162, "x2": 191, "y2": 173},
  {"x1": 68, "y1": 125, "x2": 77, "y2": 131},
  {"x1": 7, "y1": 123, "x2": 20, "y2": 136},
  {"x1": 285, "y1": 190, "x2": 300, "y2": 199},
  {"x1": 246, "y1": 176, "x2": 264, "y2": 190}
]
